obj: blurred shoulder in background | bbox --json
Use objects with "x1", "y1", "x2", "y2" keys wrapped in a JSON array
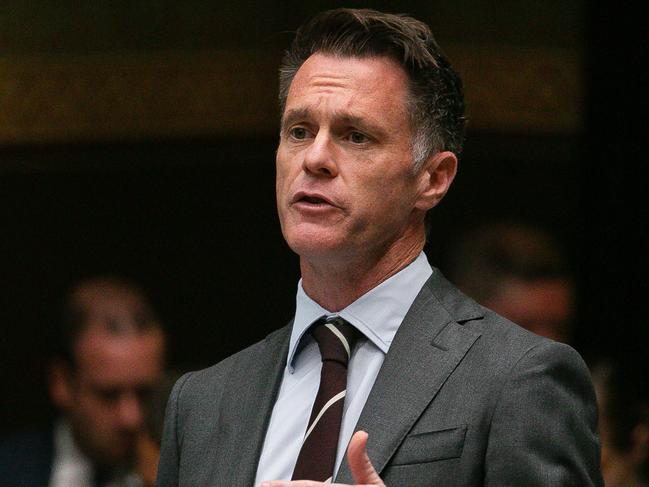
[
  {"x1": 591, "y1": 358, "x2": 649, "y2": 487},
  {"x1": 447, "y1": 220, "x2": 574, "y2": 343}
]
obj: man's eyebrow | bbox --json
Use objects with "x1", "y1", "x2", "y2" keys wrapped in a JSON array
[
  {"x1": 281, "y1": 108, "x2": 388, "y2": 138},
  {"x1": 335, "y1": 113, "x2": 386, "y2": 137},
  {"x1": 281, "y1": 108, "x2": 310, "y2": 132}
]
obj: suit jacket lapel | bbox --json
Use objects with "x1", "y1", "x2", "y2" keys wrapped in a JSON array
[
  {"x1": 335, "y1": 271, "x2": 482, "y2": 483},
  {"x1": 222, "y1": 324, "x2": 292, "y2": 486}
]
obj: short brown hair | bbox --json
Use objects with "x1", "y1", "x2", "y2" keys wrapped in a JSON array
[
  {"x1": 279, "y1": 8, "x2": 466, "y2": 168},
  {"x1": 447, "y1": 221, "x2": 572, "y2": 302},
  {"x1": 55, "y1": 275, "x2": 163, "y2": 367}
]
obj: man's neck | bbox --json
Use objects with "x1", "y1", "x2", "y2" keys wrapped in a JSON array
[{"x1": 300, "y1": 236, "x2": 425, "y2": 311}]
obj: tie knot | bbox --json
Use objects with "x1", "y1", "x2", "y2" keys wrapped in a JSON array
[{"x1": 311, "y1": 316, "x2": 358, "y2": 365}]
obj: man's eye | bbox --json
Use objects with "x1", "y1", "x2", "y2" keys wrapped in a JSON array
[
  {"x1": 349, "y1": 131, "x2": 369, "y2": 144},
  {"x1": 289, "y1": 127, "x2": 309, "y2": 140},
  {"x1": 96, "y1": 389, "x2": 120, "y2": 403}
]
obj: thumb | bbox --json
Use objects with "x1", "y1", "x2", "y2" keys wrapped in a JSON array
[{"x1": 346, "y1": 431, "x2": 385, "y2": 486}]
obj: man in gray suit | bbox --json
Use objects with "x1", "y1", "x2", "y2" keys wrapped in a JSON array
[{"x1": 157, "y1": 9, "x2": 602, "y2": 486}]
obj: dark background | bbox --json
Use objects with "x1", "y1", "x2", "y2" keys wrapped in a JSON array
[{"x1": 0, "y1": 2, "x2": 646, "y2": 433}]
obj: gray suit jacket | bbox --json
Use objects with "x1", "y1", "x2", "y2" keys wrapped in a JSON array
[{"x1": 156, "y1": 270, "x2": 602, "y2": 486}]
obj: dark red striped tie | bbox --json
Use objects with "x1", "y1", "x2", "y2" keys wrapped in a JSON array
[{"x1": 292, "y1": 316, "x2": 359, "y2": 482}]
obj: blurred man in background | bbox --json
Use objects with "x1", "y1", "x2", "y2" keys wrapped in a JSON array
[
  {"x1": 447, "y1": 220, "x2": 575, "y2": 342},
  {"x1": 0, "y1": 276, "x2": 166, "y2": 487}
]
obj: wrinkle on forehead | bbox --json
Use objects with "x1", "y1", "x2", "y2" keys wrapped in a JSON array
[
  {"x1": 309, "y1": 70, "x2": 352, "y2": 87},
  {"x1": 291, "y1": 53, "x2": 402, "y2": 91},
  {"x1": 302, "y1": 71, "x2": 383, "y2": 95},
  {"x1": 282, "y1": 54, "x2": 412, "y2": 138}
]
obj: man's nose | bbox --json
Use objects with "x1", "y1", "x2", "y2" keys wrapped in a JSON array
[
  {"x1": 302, "y1": 131, "x2": 338, "y2": 178},
  {"x1": 116, "y1": 393, "x2": 144, "y2": 430}
]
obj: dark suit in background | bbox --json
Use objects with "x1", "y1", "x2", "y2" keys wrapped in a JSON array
[{"x1": 0, "y1": 427, "x2": 53, "y2": 487}]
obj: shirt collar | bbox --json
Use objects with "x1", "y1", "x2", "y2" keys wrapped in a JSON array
[
  {"x1": 287, "y1": 251, "x2": 433, "y2": 372},
  {"x1": 52, "y1": 419, "x2": 93, "y2": 481}
]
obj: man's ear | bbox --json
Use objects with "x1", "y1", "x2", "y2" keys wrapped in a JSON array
[
  {"x1": 414, "y1": 151, "x2": 458, "y2": 211},
  {"x1": 48, "y1": 358, "x2": 73, "y2": 409}
]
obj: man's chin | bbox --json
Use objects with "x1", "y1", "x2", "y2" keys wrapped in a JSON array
[
  {"x1": 92, "y1": 443, "x2": 136, "y2": 470},
  {"x1": 286, "y1": 233, "x2": 347, "y2": 260}
]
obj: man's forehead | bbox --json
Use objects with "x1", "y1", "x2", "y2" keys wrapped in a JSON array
[
  {"x1": 73, "y1": 327, "x2": 164, "y2": 377},
  {"x1": 298, "y1": 51, "x2": 405, "y2": 72},
  {"x1": 282, "y1": 54, "x2": 411, "y2": 126},
  {"x1": 72, "y1": 282, "x2": 146, "y2": 312},
  {"x1": 70, "y1": 280, "x2": 157, "y2": 332},
  {"x1": 287, "y1": 53, "x2": 409, "y2": 96}
]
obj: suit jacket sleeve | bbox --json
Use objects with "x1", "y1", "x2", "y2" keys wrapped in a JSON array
[
  {"x1": 484, "y1": 341, "x2": 602, "y2": 486},
  {"x1": 156, "y1": 372, "x2": 193, "y2": 487}
]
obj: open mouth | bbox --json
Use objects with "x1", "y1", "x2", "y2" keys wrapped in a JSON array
[
  {"x1": 301, "y1": 195, "x2": 328, "y2": 205},
  {"x1": 293, "y1": 191, "x2": 335, "y2": 207}
]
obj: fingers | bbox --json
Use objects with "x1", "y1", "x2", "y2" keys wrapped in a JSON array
[
  {"x1": 260, "y1": 482, "x2": 301, "y2": 487},
  {"x1": 260, "y1": 433, "x2": 385, "y2": 487},
  {"x1": 259, "y1": 482, "x2": 336, "y2": 487},
  {"x1": 347, "y1": 431, "x2": 385, "y2": 486},
  {"x1": 260, "y1": 481, "x2": 373, "y2": 487}
]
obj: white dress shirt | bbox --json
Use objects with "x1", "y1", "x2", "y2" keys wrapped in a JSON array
[
  {"x1": 49, "y1": 420, "x2": 143, "y2": 487},
  {"x1": 49, "y1": 420, "x2": 94, "y2": 487},
  {"x1": 254, "y1": 252, "x2": 433, "y2": 484}
]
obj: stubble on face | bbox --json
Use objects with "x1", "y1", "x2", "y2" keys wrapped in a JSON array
[{"x1": 276, "y1": 54, "x2": 425, "y2": 268}]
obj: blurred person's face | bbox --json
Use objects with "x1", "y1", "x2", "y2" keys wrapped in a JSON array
[
  {"x1": 50, "y1": 325, "x2": 165, "y2": 469},
  {"x1": 485, "y1": 277, "x2": 574, "y2": 342}
]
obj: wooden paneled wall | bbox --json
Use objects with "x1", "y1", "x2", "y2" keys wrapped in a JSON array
[{"x1": 0, "y1": 44, "x2": 580, "y2": 145}]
